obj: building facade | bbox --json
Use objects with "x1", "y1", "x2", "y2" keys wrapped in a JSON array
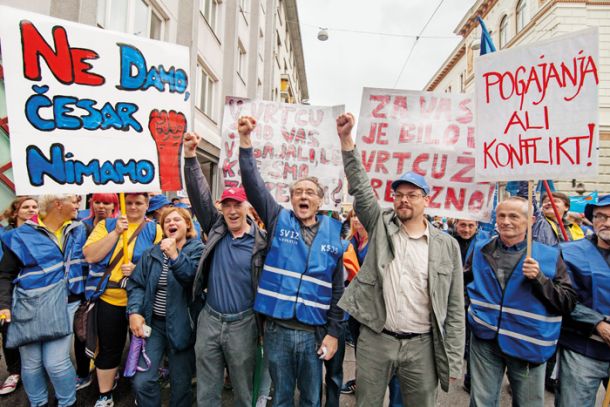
[
  {"x1": 426, "y1": 0, "x2": 610, "y2": 195},
  {"x1": 0, "y1": 0, "x2": 308, "y2": 210}
]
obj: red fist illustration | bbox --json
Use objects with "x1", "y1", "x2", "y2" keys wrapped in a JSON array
[{"x1": 148, "y1": 109, "x2": 186, "y2": 191}]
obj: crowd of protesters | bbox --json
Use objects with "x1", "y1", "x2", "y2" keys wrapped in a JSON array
[{"x1": 0, "y1": 113, "x2": 607, "y2": 407}]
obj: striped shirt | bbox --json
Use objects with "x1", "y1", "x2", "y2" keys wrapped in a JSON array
[{"x1": 153, "y1": 254, "x2": 169, "y2": 317}]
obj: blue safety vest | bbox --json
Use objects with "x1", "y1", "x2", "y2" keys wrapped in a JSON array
[
  {"x1": 254, "y1": 210, "x2": 344, "y2": 326},
  {"x1": 0, "y1": 220, "x2": 87, "y2": 294},
  {"x1": 85, "y1": 218, "x2": 158, "y2": 300},
  {"x1": 467, "y1": 237, "x2": 562, "y2": 363},
  {"x1": 560, "y1": 238, "x2": 610, "y2": 361}
]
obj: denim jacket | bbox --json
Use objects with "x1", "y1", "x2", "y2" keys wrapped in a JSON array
[{"x1": 127, "y1": 238, "x2": 204, "y2": 351}]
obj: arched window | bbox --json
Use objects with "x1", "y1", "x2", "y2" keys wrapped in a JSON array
[
  {"x1": 516, "y1": 0, "x2": 527, "y2": 33},
  {"x1": 499, "y1": 15, "x2": 509, "y2": 48}
]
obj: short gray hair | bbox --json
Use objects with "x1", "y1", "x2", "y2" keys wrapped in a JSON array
[
  {"x1": 498, "y1": 196, "x2": 528, "y2": 217},
  {"x1": 289, "y1": 177, "x2": 324, "y2": 198}
]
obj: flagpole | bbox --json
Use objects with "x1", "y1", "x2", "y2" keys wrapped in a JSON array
[
  {"x1": 119, "y1": 193, "x2": 129, "y2": 261},
  {"x1": 527, "y1": 180, "x2": 534, "y2": 257},
  {"x1": 541, "y1": 180, "x2": 569, "y2": 241}
]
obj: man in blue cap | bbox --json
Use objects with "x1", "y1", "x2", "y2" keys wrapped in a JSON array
[
  {"x1": 556, "y1": 194, "x2": 610, "y2": 406},
  {"x1": 336, "y1": 113, "x2": 464, "y2": 407}
]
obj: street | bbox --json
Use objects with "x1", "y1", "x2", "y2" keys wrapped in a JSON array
[{"x1": 0, "y1": 343, "x2": 606, "y2": 406}]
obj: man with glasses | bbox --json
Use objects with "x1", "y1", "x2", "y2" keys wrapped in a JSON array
[
  {"x1": 335, "y1": 113, "x2": 464, "y2": 407},
  {"x1": 556, "y1": 194, "x2": 610, "y2": 406},
  {"x1": 238, "y1": 116, "x2": 345, "y2": 406}
]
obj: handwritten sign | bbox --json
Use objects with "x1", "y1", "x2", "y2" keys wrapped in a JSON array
[
  {"x1": 356, "y1": 87, "x2": 494, "y2": 221},
  {"x1": 220, "y1": 97, "x2": 345, "y2": 210},
  {"x1": 0, "y1": 6, "x2": 190, "y2": 194},
  {"x1": 475, "y1": 28, "x2": 599, "y2": 182}
]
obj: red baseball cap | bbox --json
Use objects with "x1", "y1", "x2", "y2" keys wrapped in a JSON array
[{"x1": 220, "y1": 187, "x2": 247, "y2": 203}]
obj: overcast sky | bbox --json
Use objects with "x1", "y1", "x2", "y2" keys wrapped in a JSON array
[{"x1": 296, "y1": 0, "x2": 477, "y2": 115}]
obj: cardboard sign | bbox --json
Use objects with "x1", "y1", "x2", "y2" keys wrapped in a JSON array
[
  {"x1": 475, "y1": 28, "x2": 599, "y2": 182},
  {"x1": 356, "y1": 87, "x2": 494, "y2": 221},
  {"x1": 0, "y1": 6, "x2": 191, "y2": 194},
  {"x1": 219, "y1": 97, "x2": 345, "y2": 210}
]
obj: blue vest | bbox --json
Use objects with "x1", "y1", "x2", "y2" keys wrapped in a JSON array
[
  {"x1": 560, "y1": 238, "x2": 610, "y2": 361},
  {"x1": 85, "y1": 218, "x2": 158, "y2": 300},
  {"x1": 467, "y1": 238, "x2": 562, "y2": 363},
  {"x1": 465, "y1": 230, "x2": 491, "y2": 262},
  {"x1": 0, "y1": 221, "x2": 87, "y2": 295},
  {"x1": 254, "y1": 210, "x2": 344, "y2": 326}
]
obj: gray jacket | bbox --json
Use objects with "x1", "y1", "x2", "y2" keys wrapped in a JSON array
[{"x1": 338, "y1": 149, "x2": 465, "y2": 392}]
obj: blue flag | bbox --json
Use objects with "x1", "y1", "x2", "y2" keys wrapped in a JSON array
[{"x1": 477, "y1": 16, "x2": 496, "y2": 56}]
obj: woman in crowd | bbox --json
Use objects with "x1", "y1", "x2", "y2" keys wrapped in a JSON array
[
  {"x1": 82, "y1": 194, "x2": 120, "y2": 233},
  {"x1": 0, "y1": 194, "x2": 86, "y2": 407},
  {"x1": 84, "y1": 193, "x2": 162, "y2": 407},
  {"x1": 75, "y1": 193, "x2": 120, "y2": 391},
  {"x1": 127, "y1": 207, "x2": 203, "y2": 406},
  {"x1": 0, "y1": 196, "x2": 39, "y2": 395}
]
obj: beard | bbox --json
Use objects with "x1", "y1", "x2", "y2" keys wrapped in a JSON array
[{"x1": 395, "y1": 207, "x2": 413, "y2": 223}]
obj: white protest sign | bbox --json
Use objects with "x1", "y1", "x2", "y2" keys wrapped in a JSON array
[
  {"x1": 475, "y1": 28, "x2": 599, "y2": 182},
  {"x1": 220, "y1": 97, "x2": 345, "y2": 210},
  {"x1": 356, "y1": 87, "x2": 494, "y2": 221},
  {"x1": 0, "y1": 6, "x2": 191, "y2": 194}
]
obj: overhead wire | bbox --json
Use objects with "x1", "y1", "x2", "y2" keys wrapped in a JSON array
[{"x1": 392, "y1": 0, "x2": 448, "y2": 87}]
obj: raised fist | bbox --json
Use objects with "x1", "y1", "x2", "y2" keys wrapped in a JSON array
[{"x1": 149, "y1": 109, "x2": 187, "y2": 191}]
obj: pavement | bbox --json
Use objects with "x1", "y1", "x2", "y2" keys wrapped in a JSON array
[{"x1": 0, "y1": 343, "x2": 606, "y2": 406}]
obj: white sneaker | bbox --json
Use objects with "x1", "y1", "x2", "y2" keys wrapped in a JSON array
[
  {"x1": 256, "y1": 395, "x2": 272, "y2": 407},
  {"x1": 94, "y1": 395, "x2": 114, "y2": 407},
  {"x1": 0, "y1": 374, "x2": 20, "y2": 395}
]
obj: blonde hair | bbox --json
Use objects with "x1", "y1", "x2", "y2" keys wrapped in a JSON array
[
  {"x1": 159, "y1": 207, "x2": 197, "y2": 239},
  {"x1": 37, "y1": 194, "x2": 76, "y2": 218}
]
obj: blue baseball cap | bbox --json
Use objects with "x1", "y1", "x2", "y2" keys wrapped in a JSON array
[
  {"x1": 391, "y1": 171, "x2": 430, "y2": 195},
  {"x1": 147, "y1": 194, "x2": 171, "y2": 214},
  {"x1": 584, "y1": 194, "x2": 610, "y2": 222}
]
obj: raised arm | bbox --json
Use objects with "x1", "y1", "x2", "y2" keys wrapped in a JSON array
[
  {"x1": 336, "y1": 113, "x2": 381, "y2": 234},
  {"x1": 183, "y1": 132, "x2": 220, "y2": 234},
  {"x1": 237, "y1": 116, "x2": 282, "y2": 227}
]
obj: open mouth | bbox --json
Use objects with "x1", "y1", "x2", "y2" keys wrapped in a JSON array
[
  {"x1": 298, "y1": 202, "x2": 310, "y2": 211},
  {"x1": 168, "y1": 226, "x2": 178, "y2": 234}
]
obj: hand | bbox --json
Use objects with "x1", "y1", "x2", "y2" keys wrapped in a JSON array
[
  {"x1": 317, "y1": 335, "x2": 338, "y2": 361},
  {"x1": 238, "y1": 116, "x2": 257, "y2": 148},
  {"x1": 183, "y1": 132, "x2": 201, "y2": 158},
  {"x1": 121, "y1": 262, "x2": 136, "y2": 277},
  {"x1": 0, "y1": 309, "x2": 11, "y2": 323},
  {"x1": 596, "y1": 321, "x2": 610, "y2": 346},
  {"x1": 336, "y1": 113, "x2": 355, "y2": 151},
  {"x1": 522, "y1": 257, "x2": 540, "y2": 280},
  {"x1": 129, "y1": 313, "x2": 146, "y2": 338},
  {"x1": 160, "y1": 238, "x2": 178, "y2": 260},
  {"x1": 114, "y1": 216, "x2": 129, "y2": 235},
  {"x1": 148, "y1": 109, "x2": 187, "y2": 191}
]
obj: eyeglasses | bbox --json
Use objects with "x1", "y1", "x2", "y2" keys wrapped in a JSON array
[
  {"x1": 392, "y1": 192, "x2": 424, "y2": 202},
  {"x1": 292, "y1": 189, "x2": 318, "y2": 198},
  {"x1": 593, "y1": 213, "x2": 610, "y2": 223}
]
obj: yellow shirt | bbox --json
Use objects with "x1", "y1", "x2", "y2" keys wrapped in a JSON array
[
  {"x1": 85, "y1": 220, "x2": 162, "y2": 306},
  {"x1": 37, "y1": 218, "x2": 72, "y2": 251}
]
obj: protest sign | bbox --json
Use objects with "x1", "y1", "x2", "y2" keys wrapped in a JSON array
[
  {"x1": 0, "y1": 6, "x2": 190, "y2": 194},
  {"x1": 356, "y1": 87, "x2": 495, "y2": 221},
  {"x1": 475, "y1": 28, "x2": 599, "y2": 182},
  {"x1": 219, "y1": 97, "x2": 345, "y2": 210}
]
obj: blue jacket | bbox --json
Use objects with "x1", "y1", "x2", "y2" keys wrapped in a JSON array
[
  {"x1": 85, "y1": 218, "x2": 158, "y2": 300},
  {"x1": 127, "y1": 238, "x2": 203, "y2": 351},
  {"x1": 560, "y1": 237, "x2": 610, "y2": 361},
  {"x1": 0, "y1": 220, "x2": 87, "y2": 295},
  {"x1": 254, "y1": 209, "x2": 344, "y2": 326},
  {"x1": 467, "y1": 238, "x2": 563, "y2": 363}
]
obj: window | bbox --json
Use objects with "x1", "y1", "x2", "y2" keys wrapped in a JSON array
[
  {"x1": 196, "y1": 63, "x2": 217, "y2": 119},
  {"x1": 499, "y1": 15, "x2": 509, "y2": 48},
  {"x1": 97, "y1": 0, "x2": 166, "y2": 40},
  {"x1": 237, "y1": 42, "x2": 247, "y2": 81},
  {"x1": 516, "y1": 0, "x2": 527, "y2": 33},
  {"x1": 201, "y1": 0, "x2": 220, "y2": 33}
]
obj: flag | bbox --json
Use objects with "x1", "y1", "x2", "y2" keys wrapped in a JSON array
[
  {"x1": 569, "y1": 191, "x2": 598, "y2": 214},
  {"x1": 476, "y1": 16, "x2": 496, "y2": 56}
]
